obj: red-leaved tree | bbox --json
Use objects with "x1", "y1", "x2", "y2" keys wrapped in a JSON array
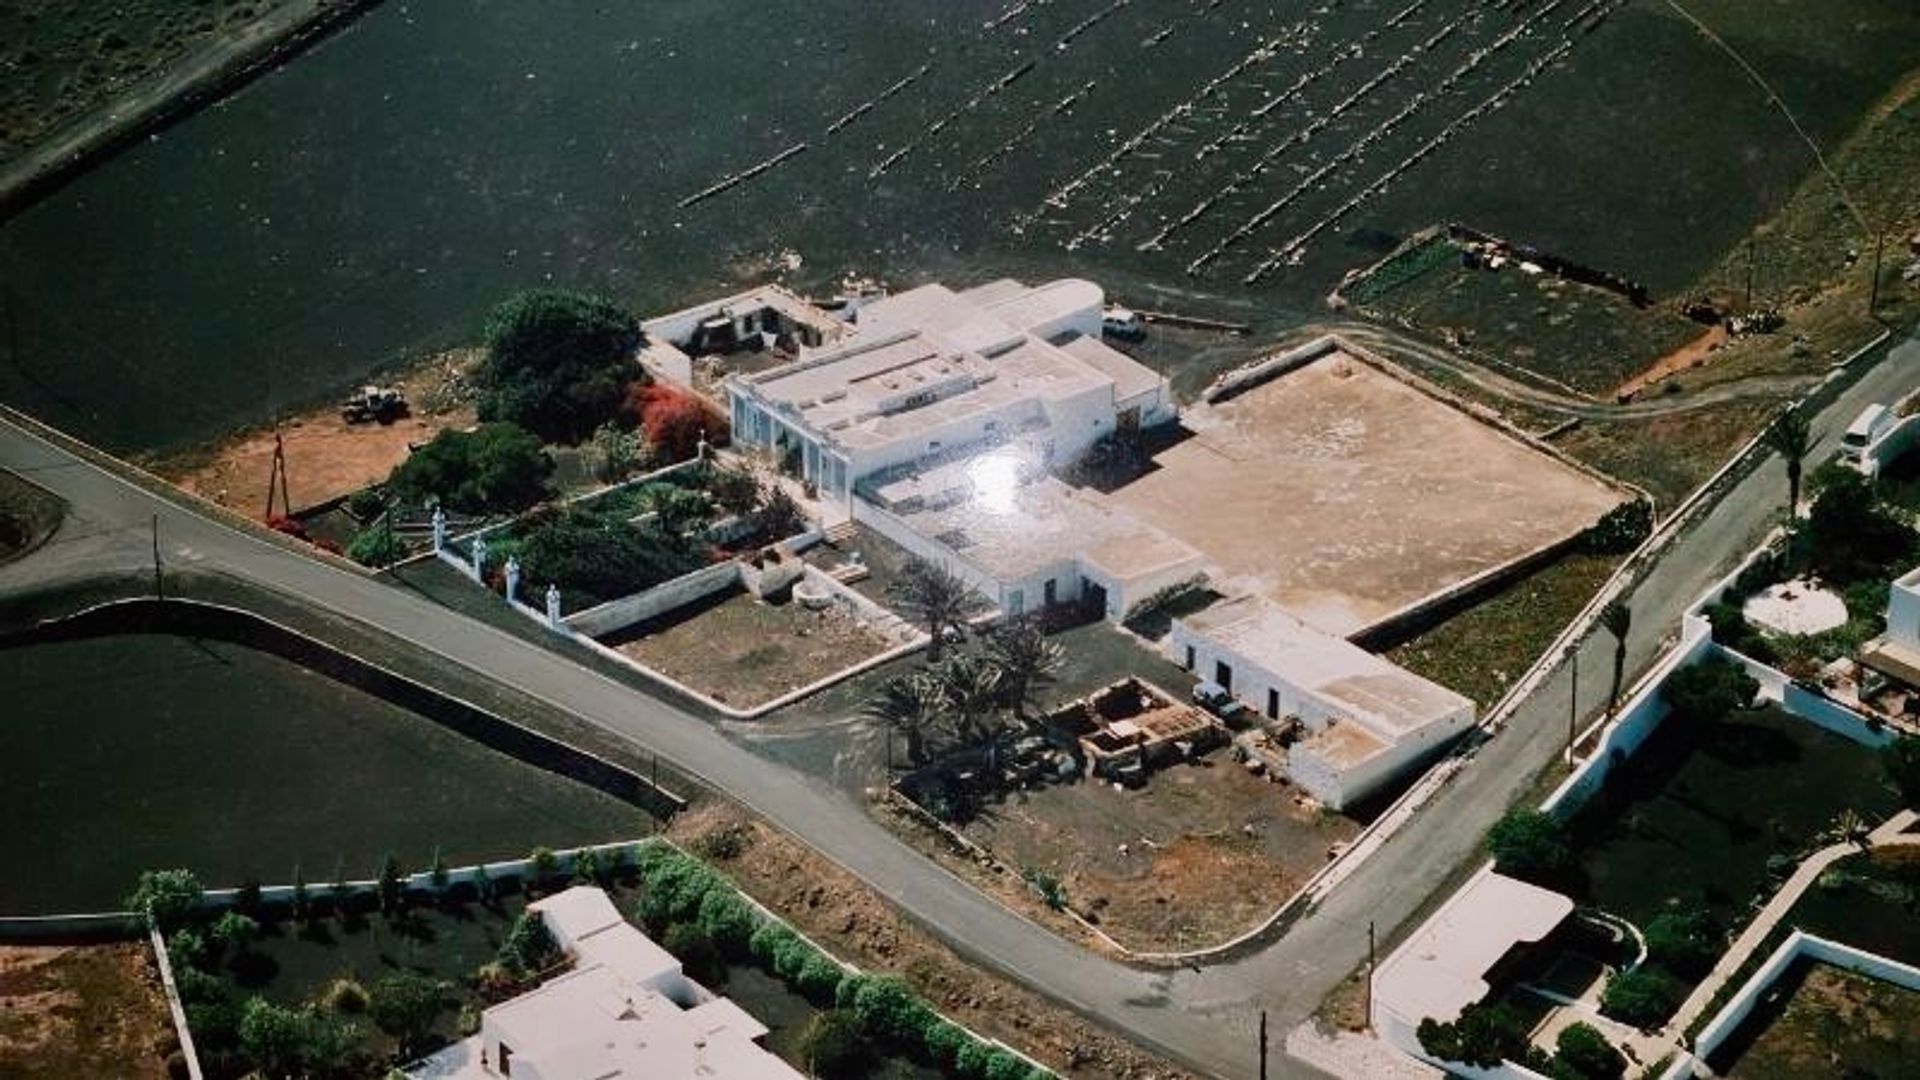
[{"x1": 627, "y1": 382, "x2": 726, "y2": 462}]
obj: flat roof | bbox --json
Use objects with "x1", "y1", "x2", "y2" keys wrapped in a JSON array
[
  {"x1": 530, "y1": 884, "x2": 625, "y2": 940},
  {"x1": 890, "y1": 467, "x2": 1203, "y2": 588},
  {"x1": 1373, "y1": 868, "x2": 1574, "y2": 1028},
  {"x1": 1054, "y1": 334, "x2": 1165, "y2": 405},
  {"x1": 1296, "y1": 719, "x2": 1389, "y2": 767},
  {"x1": 1183, "y1": 595, "x2": 1471, "y2": 740}
]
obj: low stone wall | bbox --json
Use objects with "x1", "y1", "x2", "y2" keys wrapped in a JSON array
[
  {"x1": 1200, "y1": 336, "x2": 1343, "y2": 404},
  {"x1": 1, "y1": 598, "x2": 688, "y2": 819}
]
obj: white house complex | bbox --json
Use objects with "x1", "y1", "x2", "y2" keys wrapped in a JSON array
[
  {"x1": 725, "y1": 278, "x2": 1174, "y2": 510},
  {"x1": 412, "y1": 887, "x2": 804, "y2": 1080}
]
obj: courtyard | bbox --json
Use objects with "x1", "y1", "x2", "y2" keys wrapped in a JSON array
[
  {"x1": 1104, "y1": 348, "x2": 1626, "y2": 637},
  {"x1": 603, "y1": 585, "x2": 905, "y2": 712},
  {"x1": 1711, "y1": 961, "x2": 1920, "y2": 1079},
  {"x1": 956, "y1": 745, "x2": 1359, "y2": 953}
]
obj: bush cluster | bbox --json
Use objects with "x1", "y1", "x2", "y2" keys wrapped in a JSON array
[{"x1": 637, "y1": 844, "x2": 1055, "y2": 1079}]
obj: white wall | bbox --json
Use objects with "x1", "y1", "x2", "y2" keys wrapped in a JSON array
[
  {"x1": 1692, "y1": 931, "x2": 1920, "y2": 1070},
  {"x1": 1887, "y1": 573, "x2": 1920, "y2": 649},
  {"x1": 564, "y1": 562, "x2": 742, "y2": 639}
]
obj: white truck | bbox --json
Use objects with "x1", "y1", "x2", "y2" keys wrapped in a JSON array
[{"x1": 1841, "y1": 403, "x2": 1894, "y2": 465}]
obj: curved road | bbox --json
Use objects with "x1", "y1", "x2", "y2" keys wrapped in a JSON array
[{"x1": 2, "y1": 328, "x2": 1914, "y2": 1079}]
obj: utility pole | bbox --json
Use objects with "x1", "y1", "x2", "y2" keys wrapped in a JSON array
[
  {"x1": 1568, "y1": 647, "x2": 1582, "y2": 761},
  {"x1": 1258, "y1": 1010, "x2": 1268, "y2": 1080},
  {"x1": 1365, "y1": 921, "x2": 1377, "y2": 1028},
  {"x1": 150, "y1": 514, "x2": 163, "y2": 599},
  {"x1": 1869, "y1": 230, "x2": 1885, "y2": 317},
  {"x1": 1744, "y1": 237, "x2": 1756, "y2": 311}
]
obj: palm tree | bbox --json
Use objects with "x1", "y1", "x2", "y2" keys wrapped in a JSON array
[
  {"x1": 1763, "y1": 407, "x2": 1812, "y2": 518},
  {"x1": 888, "y1": 557, "x2": 988, "y2": 661},
  {"x1": 983, "y1": 615, "x2": 1065, "y2": 720},
  {"x1": 935, "y1": 654, "x2": 1004, "y2": 746},
  {"x1": 862, "y1": 671, "x2": 945, "y2": 767},
  {"x1": 1602, "y1": 601, "x2": 1632, "y2": 718}
]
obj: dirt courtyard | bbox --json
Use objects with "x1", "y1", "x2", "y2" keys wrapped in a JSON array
[
  {"x1": 1106, "y1": 349, "x2": 1626, "y2": 637},
  {"x1": 962, "y1": 749, "x2": 1358, "y2": 952},
  {"x1": 607, "y1": 587, "x2": 902, "y2": 711},
  {"x1": 0, "y1": 942, "x2": 175, "y2": 1078}
]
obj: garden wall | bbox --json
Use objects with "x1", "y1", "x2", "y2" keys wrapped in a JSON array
[
  {"x1": 565, "y1": 561, "x2": 742, "y2": 638},
  {"x1": 1200, "y1": 336, "x2": 1341, "y2": 404},
  {"x1": 1691, "y1": 931, "x2": 1920, "y2": 1070}
]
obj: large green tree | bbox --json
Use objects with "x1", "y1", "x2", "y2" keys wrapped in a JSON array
[
  {"x1": 1800, "y1": 467, "x2": 1917, "y2": 583},
  {"x1": 368, "y1": 971, "x2": 449, "y2": 1057},
  {"x1": 387, "y1": 422, "x2": 554, "y2": 514},
  {"x1": 477, "y1": 289, "x2": 642, "y2": 443},
  {"x1": 1662, "y1": 656, "x2": 1759, "y2": 723},
  {"x1": 1485, "y1": 809, "x2": 1573, "y2": 883}
]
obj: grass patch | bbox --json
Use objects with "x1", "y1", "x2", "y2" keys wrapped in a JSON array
[{"x1": 1387, "y1": 552, "x2": 1619, "y2": 710}]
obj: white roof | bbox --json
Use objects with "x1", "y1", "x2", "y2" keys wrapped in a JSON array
[
  {"x1": 530, "y1": 885, "x2": 626, "y2": 940},
  {"x1": 733, "y1": 279, "x2": 1163, "y2": 458},
  {"x1": 1373, "y1": 869, "x2": 1574, "y2": 1027},
  {"x1": 1181, "y1": 596, "x2": 1471, "y2": 740}
]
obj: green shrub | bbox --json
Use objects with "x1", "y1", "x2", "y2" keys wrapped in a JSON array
[
  {"x1": 1484, "y1": 809, "x2": 1573, "y2": 883},
  {"x1": 696, "y1": 888, "x2": 758, "y2": 957},
  {"x1": 749, "y1": 921, "x2": 799, "y2": 967},
  {"x1": 796, "y1": 951, "x2": 847, "y2": 1002},
  {"x1": 387, "y1": 422, "x2": 554, "y2": 514},
  {"x1": 843, "y1": 974, "x2": 936, "y2": 1045},
  {"x1": 1551, "y1": 1021, "x2": 1626, "y2": 1079},
  {"x1": 1662, "y1": 657, "x2": 1759, "y2": 723},
  {"x1": 798, "y1": 1009, "x2": 874, "y2": 1078},
  {"x1": 496, "y1": 912, "x2": 560, "y2": 976},
  {"x1": 662, "y1": 922, "x2": 725, "y2": 985},
  {"x1": 955, "y1": 1039, "x2": 998, "y2": 1080},
  {"x1": 167, "y1": 928, "x2": 210, "y2": 970},
  {"x1": 368, "y1": 971, "x2": 449, "y2": 1056},
  {"x1": 1643, "y1": 910, "x2": 1720, "y2": 980},
  {"x1": 127, "y1": 869, "x2": 204, "y2": 932},
  {"x1": 1600, "y1": 967, "x2": 1681, "y2": 1028},
  {"x1": 924, "y1": 1020, "x2": 970, "y2": 1069},
  {"x1": 346, "y1": 525, "x2": 406, "y2": 567},
  {"x1": 638, "y1": 851, "x2": 725, "y2": 929}
]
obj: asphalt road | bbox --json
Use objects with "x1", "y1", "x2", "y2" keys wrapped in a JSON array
[{"x1": 2, "y1": 329, "x2": 1914, "y2": 1079}]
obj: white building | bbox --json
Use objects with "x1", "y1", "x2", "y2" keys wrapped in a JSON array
[
  {"x1": 725, "y1": 278, "x2": 1174, "y2": 508},
  {"x1": 410, "y1": 887, "x2": 804, "y2": 1080},
  {"x1": 1862, "y1": 565, "x2": 1920, "y2": 688},
  {"x1": 1166, "y1": 596, "x2": 1476, "y2": 810},
  {"x1": 1371, "y1": 868, "x2": 1574, "y2": 1067}
]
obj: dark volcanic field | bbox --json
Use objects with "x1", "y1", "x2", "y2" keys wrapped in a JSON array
[{"x1": 1, "y1": 0, "x2": 1916, "y2": 451}]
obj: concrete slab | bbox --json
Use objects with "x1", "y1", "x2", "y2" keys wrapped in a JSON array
[{"x1": 1106, "y1": 351, "x2": 1625, "y2": 637}]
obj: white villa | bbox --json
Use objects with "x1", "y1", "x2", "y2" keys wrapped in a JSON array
[
  {"x1": 724, "y1": 278, "x2": 1175, "y2": 510},
  {"x1": 410, "y1": 887, "x2": 804, "y2": 1080},
  {"x1": 1166, "y1": 596, "x2": 1476, "y2": 810}
]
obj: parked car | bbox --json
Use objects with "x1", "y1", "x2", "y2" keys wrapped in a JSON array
[
  {"x1": 1191, "y1": 680, "x2": 1246, "y2": 721},
  {"x1": 1101, "y1": 305, "x2": 1146, "y2": 340}
]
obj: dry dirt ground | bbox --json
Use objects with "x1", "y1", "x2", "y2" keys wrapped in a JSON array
[
  {"x1": 608, "y1": 587, "x2": 899, "y2": 710},
  {"x1": 153, "y1": 349, "x2": 479, "y2": 516},
  {"x1": 0, "y1": 941, "x2": 175, "y2": 1079},
  {"x1": 668, "y1": 802, "x2": 1197, "y2": 1080},
  {"x1": 1105, "y1": 351, "x2": 1625, "y2": 637},
  {"x1": 960, "y1": 749, "x2": 1358, "y2": 953},
  {"x1": 1723, "y1": 962, "x2": 1920, "y2": 1080}
]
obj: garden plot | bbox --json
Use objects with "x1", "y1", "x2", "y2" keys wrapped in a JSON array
[
  {"x1": 1710, "y1": 961, "x2": 1920, "y2": 1080},
  {"x1": 1571, "y1": 703, "x2": 1898, "y2": 930},
  {"x1": 0, "y1": 942, "x2": 175, "y2": 1079},
  {"x1": 1104, "y1": 348, "x2": 1624, "y2": 637},
  {"x1": 603, "y1": 585, "x2": 910, "y2": 713}
]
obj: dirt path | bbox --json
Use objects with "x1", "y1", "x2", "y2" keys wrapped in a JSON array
[
  {"x1": 0, "y1": 0, "x2": 379, "y2": 217},
  {"x1": 1612, "y1": 324, "x2": 1728, "y2": 401},
  {"x1": 1314, "y1": 321, "x2": 1817, "y2": 421}
]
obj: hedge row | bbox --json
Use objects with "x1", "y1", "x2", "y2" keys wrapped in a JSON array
[{"x1": 634, "y1": 844, "x2": 1053, "y2": 1080}]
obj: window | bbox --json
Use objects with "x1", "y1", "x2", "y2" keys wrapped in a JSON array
[
  {"x1": 1215, "y1": 661, "x2": 1233, "y2": 691},
  {"x1": 1267, "y1": 688, "x2": 1279, "y2": 719},
  {"x1": 1184, "y1": 645, "x2": 1195, "y2": 670},
  {"x1": 1043, "y1": 579, "x2": 1058, "y2": 606},
  {"x1": 1007, "y1": 589, "x2": 1024, "y2": 616}
]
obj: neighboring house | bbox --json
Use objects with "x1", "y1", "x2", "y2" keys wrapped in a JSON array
[
  {"x1": 640, "y1": 284, "x2": 851, "y2": 386},
  {"x1": 410, "y1": 886, "x2": 804, "y2": 1080},
  {"x1": 1861, "y1": 565, "x2": 1920, "y2": 689},
  {"x1": 725, "y1": 278, "x2": 1175, "y2": 508},
  {"x1": 1166, "y1": 595, "x2": 1476, "y2": 810},
  {"x1": 1371, "y1": 868, "x2": 1575, "y2": 1068}
]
